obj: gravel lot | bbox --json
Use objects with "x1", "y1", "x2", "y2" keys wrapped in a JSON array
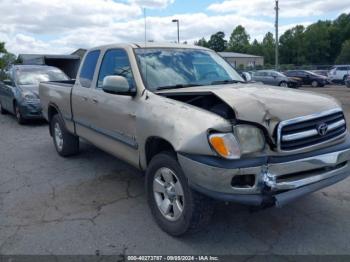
[{"x1": 1, "y1": 86, "x2": 350, "y2": 256}]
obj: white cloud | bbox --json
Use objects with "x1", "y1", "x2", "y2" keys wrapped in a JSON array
[
  {"x1": 0, "y1": 0, "x2": 142, "y2": 34},
  {"x1": 0, "y1": 0, "x2": 345, "y2": 55},
  {"x1": 2, "y1": 12, "x2": 275, "y2": 54},
  {"x1": 207, "y1": 0, "x2": 350, "y2": 18},
  {"x1": 128, "y1": 0, "x2": 175, "y2": 9}
]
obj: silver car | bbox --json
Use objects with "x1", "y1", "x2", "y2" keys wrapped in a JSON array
[{"x1": 252, "y1": 70, "x2": 290, "y2": 87}]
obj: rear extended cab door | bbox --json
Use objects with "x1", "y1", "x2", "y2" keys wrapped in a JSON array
[{"x1": 71, "y1": 47, "x2": 140, "y2": 168}]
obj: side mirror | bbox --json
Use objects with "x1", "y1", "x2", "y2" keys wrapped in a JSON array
[
  {"x1": 102, "y1": 76, "x2": 136, "y2": 96},
  {"x1": 2, "y1": 79, "x2": 13, "y2": 86}
]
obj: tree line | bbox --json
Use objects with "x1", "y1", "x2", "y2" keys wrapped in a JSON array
[
  {"x1": 195, "y1": 13, "x2": 350, "y2": 67},
  {"x1": 0, "y1": 42, "x2": 19, "y2": 79}
]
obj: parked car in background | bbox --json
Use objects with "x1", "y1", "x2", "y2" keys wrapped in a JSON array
[
  {"x1": 236, "y1": 70, "x2": 252, "y2": 82},
  {"x1": 311, "y1": 70, "x2": 329, "y2": 77},
  {"x1": 345, "y1": 75, "x2": 350, "y2": 88},
  {"x1": 252, "y1": 70, "x2": 300, "y2": 88},
  {"x1": 328, "y1": 65, "x2": 350, "y2": 83},
  {"x1": 40, "y1": 43, "x2": 350, "y2": 235},
  {"x1": 0, "y1": 65, "x2": 69, "y2": 124},
  {"x1": 285, "y1": 70, "x2": 328, "y2": 87}
]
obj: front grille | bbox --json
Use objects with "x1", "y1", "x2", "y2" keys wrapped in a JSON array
[{"x1": 278, "y1": 109, "x2": 347, "y2": 151}]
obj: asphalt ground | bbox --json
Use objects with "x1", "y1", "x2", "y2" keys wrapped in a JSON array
[{"x1": 0, "y1": 85, "x2": 350, "y2": 256}]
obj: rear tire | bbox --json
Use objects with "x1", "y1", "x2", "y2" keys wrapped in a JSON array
[
  {"x1": 50, "y1": 114, "x2": 79, "y2": 157},
  {"x1": 146, "y1": 152, "x2": 214, "y2": 236},
  {"x1": 311, "y1": 80, "x2": 319, "y2": 87}
]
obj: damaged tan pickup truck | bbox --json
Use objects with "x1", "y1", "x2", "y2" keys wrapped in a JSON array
[{"x1": 39, "y1": 43, "x2": 350, "y2": 236}]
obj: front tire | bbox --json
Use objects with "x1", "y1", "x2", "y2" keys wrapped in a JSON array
[
  {"x1": 14, "y1": 102, "x2": 26, "y2": 124},
  {"x1": 50, "y1": 114, "x2": 79, "y2": 157},
  {"x1": 279, "y1": 81, "x2": 288, "y2": 87},
  {"x1": 146, "y1": 152, "x2": 214, "y2": 236}
]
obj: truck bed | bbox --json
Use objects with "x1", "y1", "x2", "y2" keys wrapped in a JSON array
[{"x1": 39, "y1": 80, "x2": 75, "y2": 125}]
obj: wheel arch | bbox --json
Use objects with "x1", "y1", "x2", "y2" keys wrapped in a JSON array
[
  {"x1": 47, "y1": 103, "x2": 66, "y2": 136},
  {"x1": 144, "y1": 136, "x2": 176, "y2": 168}
]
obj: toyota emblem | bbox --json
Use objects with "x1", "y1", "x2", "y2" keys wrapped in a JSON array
[{"x1": 317, "y1": 123, "x2": 328, "y2": 136}]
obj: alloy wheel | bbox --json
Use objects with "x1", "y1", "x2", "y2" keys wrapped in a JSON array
[
  {"x1": 54, "y1": 122, "x2": 64, "y2": 151},
  {"x1": 153, "y1": 167, "x2": 185, "y2": 221},
  {"x1": 280, "y1": 82, "x2": 288, "y2": 87},
  {"x1": 15, "y1": 106, "x2": 21, "y2": 120}
]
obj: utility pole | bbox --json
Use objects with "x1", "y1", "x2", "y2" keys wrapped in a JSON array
[
  {"x1": 144, "y1": 8, "x2": 147, "y2": 44},
  {"x1": 275, "y1": 0, "x2": 279, "y2": 70},
  {"x1": 172, "y1": 19, "x2": 180, "y2": 43}
]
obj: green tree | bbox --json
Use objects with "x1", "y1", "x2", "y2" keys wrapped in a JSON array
[
  {"x1": 330, "y1": 14, "x2": 350, "y2": 62},
  {"x1": 336, "y1": 40, "x2": 350, "y2": 64},
  {"x1": 303, "y1": 21, "x2": 332, "y2": 64},
  {"x1": 228, "y1": 25, "x2": 250, "y2": 53},
  {"x1": 208, "y1": 32, "x2": 227, "y2": 52},
  {"x1": 0, "y1": 42, "x2": 18, "y2": 80},
  {"x1": 0, "y1": 42, "x2": 6, "y2": 53},
  {"x1": 279, "y1": 25, "x2": 306, "y2": 65},
  {"x1": 195, "y1": 37, "x2": 209, "y2": 48},
  {"x1": 249, "y1": 39, "x2": 262, "y2": 56},
  {"x1": 261, "y1": 32, "x2": 275, "y2": 65}
]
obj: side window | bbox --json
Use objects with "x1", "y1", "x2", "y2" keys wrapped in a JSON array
[
  {"x1": 338, "y1": 66, "x2": 348, "y2": 71},
  {"x1": 79, "y1": 50, "x2": 100, "y2": 88},
  {"x1": 97, "y1": 49, "x2": 134, "y2": 89}
]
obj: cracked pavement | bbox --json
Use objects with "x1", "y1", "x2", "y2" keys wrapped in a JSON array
[{"x1": 0, "y1": 86, "x2": 350, "y2": 256}]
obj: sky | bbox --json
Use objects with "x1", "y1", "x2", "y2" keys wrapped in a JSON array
[{"x1": 0, "y1": 0, "x2": 349, "y2": 55}]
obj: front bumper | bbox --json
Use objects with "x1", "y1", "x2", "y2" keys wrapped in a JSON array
[
  {"x1": 19, "y1": 101, "x2": 43, "y2": 119},
  {"x1": 178, "y1": 136, "x2": 350, "y2": 207}
]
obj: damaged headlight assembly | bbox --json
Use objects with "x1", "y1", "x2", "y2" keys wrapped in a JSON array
[{"x1": 209, "y1": 125, "x2": 265, "y2": 159}]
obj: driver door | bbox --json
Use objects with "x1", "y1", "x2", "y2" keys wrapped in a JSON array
[{"x1": 88, "y1": 48, "x2": 139, "y2": 167}]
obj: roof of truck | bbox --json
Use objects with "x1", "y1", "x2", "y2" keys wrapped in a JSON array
[{"x1": 90, "y1": 42, "x2": 210, "y2": 51}]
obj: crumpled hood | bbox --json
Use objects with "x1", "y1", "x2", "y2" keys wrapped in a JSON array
[{"x1": 157, "y1": 83, "x2": 341, "y2": 135}]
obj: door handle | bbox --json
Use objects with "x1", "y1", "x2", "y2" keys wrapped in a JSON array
[
  {"x1": 92, "y1": 98, "x2": 99, "y2": 104},
  {"x1": 82, "y1": 96, "x2": 88, "y2": 101}
]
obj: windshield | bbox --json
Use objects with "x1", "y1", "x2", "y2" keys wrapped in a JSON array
[
  {"x1": 305, "y1": 70, "x2": 319, "y2": 76},
  {"x1": 16, "y1": 67, "x2": 69, "y2": 85},
  {"x1": 134, "y1": 48, "x2": 243, "y2": 91},
  {"x1": 274, "y1": 71, "x2": 286, "y2": 77}
]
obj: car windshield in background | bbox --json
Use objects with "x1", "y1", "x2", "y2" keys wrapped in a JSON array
[
  {"x1": 134, "y1": 48, "x2": 243, "y2": 91},
  {"x1": 305, "y1": 71, "x2": 320, "y2": 76},
  {"x1": 275, "y1": 72, "x2": 286, "y2": 77},
  {"x1": 16, "y1": 68, "x2": 69, "y2": 85}
]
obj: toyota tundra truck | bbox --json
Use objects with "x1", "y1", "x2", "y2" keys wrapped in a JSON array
[{"x1": 39, "y1": 43, "x2": 350, "y2": 236}]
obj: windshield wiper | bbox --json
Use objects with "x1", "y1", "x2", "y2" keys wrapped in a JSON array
[
  {"x1": 210, "y1": 79, "x2": 243, "y2": 85},
  {"x1": 156, "y1": 84, "x2": 203, "y2": 91}
]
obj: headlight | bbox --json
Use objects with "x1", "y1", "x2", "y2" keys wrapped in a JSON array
[
  {"x1": 209, "y1": 133, "x2": 241, "y2": 159},
  {"x1": 22, "y1": 92, "x2": 38, "y2": 101},
  {"x1": 234, "y1": 125, "x2": 265, "y2": 154}
]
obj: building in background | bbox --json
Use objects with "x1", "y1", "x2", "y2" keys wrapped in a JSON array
[
  {"x1": 18, "y1": 54, "x2": 81, "y2": 79},
  {"x1": 218, "y1": 52, "x2": 264, "y2": 69},
  {"x1": 71, "y1": 48, "x2": 87, "y2": 59}
]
